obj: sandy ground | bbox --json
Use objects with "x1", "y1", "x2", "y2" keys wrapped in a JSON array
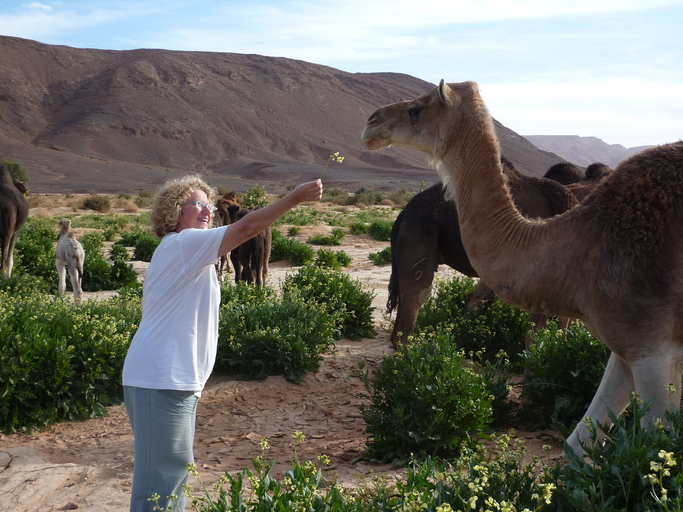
[{"x1": 0, "y1": 219, "x2": 566, "y2": 512}]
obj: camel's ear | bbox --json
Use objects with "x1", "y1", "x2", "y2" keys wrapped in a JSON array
[{"x1": 438, "y1": 80, "x2": 457, "y2": 108}]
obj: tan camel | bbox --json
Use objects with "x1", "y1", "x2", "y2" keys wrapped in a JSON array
[
  {"x1": 387, "y1": 158, "x2": 577, "y2": 348},
  {"x1": 0, "y1": 164, "x2": 29, "y2": 277},
  {"x1": 56, "y1": 218, "x2": 85, "y2": 301},
  {"x1": 362, "y1": 80, "x2": 683, "y2": 456}
]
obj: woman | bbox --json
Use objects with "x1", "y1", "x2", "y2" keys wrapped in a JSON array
[{"x1": 122, "y1": 175, "x2": 323, "y2": 511}]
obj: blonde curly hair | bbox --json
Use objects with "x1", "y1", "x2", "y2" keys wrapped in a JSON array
[{"x1": 150, "y1": 175, "x2": 216, "y2": 238}]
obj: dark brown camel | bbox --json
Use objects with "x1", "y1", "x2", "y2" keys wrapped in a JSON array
[
  {"x1": 0, "y1": 164, "x2": 29, "y2": 278},
  {"x1": 228, "y1": 206, "x2": 272, "y2": 286},
  {"x1": 543, "y1": 162, "x2": 584, "y2": 185},
  {"x1": 387, "y1": 157, "x2": 578, "y2": 347},
  {"x1": 213, "y1": 191, "x2": 242, "y2": 279},
  {"x1": 566, "y1": 162, "x2": 613, "y2": 202}
]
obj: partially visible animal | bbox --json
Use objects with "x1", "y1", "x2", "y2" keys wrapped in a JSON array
[
  {"x1": 543, "y1": 162, "x2": 584, "y2": 185},
  {"x1": 56, "y1": 218, "x2": 85, "y2": 301},
  {"x1": 362, "y1": 78, "x2": 683, "y2": 456},
  {"x1": 228, "y1": 207, "x2": 272, "y2": 286},
  {"x1": 387, "y1": 157, "x2": 578, "y2": 348},
  {"x1": 566, "y1": 162, "x2": 613, "y2": 202},
  {"x1": 213, "y1": 191, "x2": 242, "y2": 279},
  {"x1": 0, "y1": 164, "x2": 29, "y2": 277}
]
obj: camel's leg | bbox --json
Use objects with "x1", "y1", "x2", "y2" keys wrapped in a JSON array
[
  {"x1": 566, "y1": 352, "x2": 634, "y2": 456},
  {"x1": 631, "y1": 348, "x2": 683, "y2": 428},
  {"x1": 0, "y1": 233, "x2": 10, "y2": 277},
  {"x1": 5, "y1": 231, "x2": 19, "y2": 278},
  {"x1": 57, "y1": 260, "x2": 67, "y2": 297},
  {"x1": 70, "y1": 266, "x2": 83, "y2": 302},
  {"x1": 390, "y1": 273, "x2": 433, "y2": 348}
]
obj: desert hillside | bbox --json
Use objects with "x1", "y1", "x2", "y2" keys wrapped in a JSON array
[{"x1": 0, "y1": 36, "x2": 567, "y2": 194}]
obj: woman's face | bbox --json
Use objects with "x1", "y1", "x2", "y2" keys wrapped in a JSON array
[{"x1": 175, "y1": 188, "x2": 213, "y2": 232}]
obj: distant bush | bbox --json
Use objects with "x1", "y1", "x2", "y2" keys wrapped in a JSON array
[
  {"x1": 369, "y1": 246, "x2": 391, "y2": 265},
  {"x1": 81, "y1": 194, "x2": 111, "y2": 212},
  {"x1": 242, "y1": 184, "x2": 269, "y2": 209},
  {"x1": 115, "y1": 228, "x2": 160, "y2": 262},
  {"x1": 349, "y1": 222, "x2": 368, "y2": 235},
  {"x1": 80, "y1": 232, "x2": 139, "y2": 292},
  {"x1": 0, "y1": 158, "x2": 29, "y2": 183},
  {"x1": 269, "y1": 237, "x2": 315, "y2": 266},
  {"x1": 314, "y1": 248, "x2": 351, "y2": 270},
  {"x1": 367, "y1": 220, "x2": 394, "y2": 241}
]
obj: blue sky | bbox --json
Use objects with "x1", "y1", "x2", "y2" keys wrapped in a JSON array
[{"x1": 1, "y1": 0, "x2": 681, "y2": 148}]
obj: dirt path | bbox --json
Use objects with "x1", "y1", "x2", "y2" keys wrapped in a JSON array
[{"x1": 0, "y1": 226, "x2": 565, "y2": 512}]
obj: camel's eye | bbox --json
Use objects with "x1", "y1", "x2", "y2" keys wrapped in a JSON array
[{"x1": 407, "y1": 106, "x2": 420, "y2": 121}]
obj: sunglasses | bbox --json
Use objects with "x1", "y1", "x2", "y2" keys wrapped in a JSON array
[{"x1": 179, "y1": 200, "x2": 217, "y2": 213}]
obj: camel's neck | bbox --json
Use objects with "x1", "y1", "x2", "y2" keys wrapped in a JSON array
[{"x1": 435, "y1": 98, "x2": 573, "y2": 315}]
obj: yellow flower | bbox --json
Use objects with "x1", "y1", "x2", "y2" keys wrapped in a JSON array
[{"x1": 320, "y1": 152, "x2": 345, "y2": 179}]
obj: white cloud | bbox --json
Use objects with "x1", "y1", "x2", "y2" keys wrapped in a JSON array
[{"x1": 481, "y1": 79, "x2": 683, "y2": 146}]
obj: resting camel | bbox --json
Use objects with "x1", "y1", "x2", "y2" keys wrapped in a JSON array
[
  {"x1": 362, "y1": 79, "x2": 683, "y2": 456},
  {"x1": 0, "y1": 164, "x2": 29, "y2": 278},
  {"x1": 228, "y1": 206, "x2": 272, "y2": 286},
  {"x1": 387, "y1": 157, "x2": 578, "y2": 348},
  {"x1": 56, "y1": 218, "x2": 85, "y2": 301}
]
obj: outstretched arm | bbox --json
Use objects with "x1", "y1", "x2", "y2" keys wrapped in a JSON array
[{"x1": 217, "y1": 180, "x2": 323, "y2": 258}]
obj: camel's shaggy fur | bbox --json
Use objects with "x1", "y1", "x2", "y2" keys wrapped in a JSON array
[
  {"x1": 387, "y1": 156, "x2": 577, "y2": 347},
  {"x1": 213, "y1": 191, "x2": 242, "y2": 279},
  {"x1": 362, "y1": 79, "x2": 683, "y2": 456},
  {"x1": 543, "y1": 162, "x2": 584, "y2": 186},
  {"x1": 228, "y1": 207, "x2": 272, "y2": 287},
  {"x1": 56, "y1": 218, "x2": 85, "y2": 301},
  {"x1": 0, "y1": 165, "x2": 29, "y2": 277}
]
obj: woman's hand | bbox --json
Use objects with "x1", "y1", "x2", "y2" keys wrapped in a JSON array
[{"x1": 291, "y1": 179, "x2": 323, "y2": 204}]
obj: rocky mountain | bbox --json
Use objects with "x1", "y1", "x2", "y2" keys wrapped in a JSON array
[
  {"x1": 524, "y1": 135, "x2": 653, "y2": 168},
  {"x1": 0, "y1": 36, "x2": 568, "y2": 194}
]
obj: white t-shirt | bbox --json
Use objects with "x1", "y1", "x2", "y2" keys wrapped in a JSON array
[{"x1": 122, "y1": 225, "x2": 228, "y2": 394}]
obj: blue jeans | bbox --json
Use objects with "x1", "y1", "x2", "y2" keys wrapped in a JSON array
[{"x1": 124, "y1": 386, "x2": 198, "y2": 512}]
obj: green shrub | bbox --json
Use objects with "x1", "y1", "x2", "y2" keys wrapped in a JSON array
[
  {"x1": 287, "y1": 226, "x2": 300, "y2": 236},
  {"x1": 274, "y1": 209, "x2": 319, "y2": 226},
  {"x1": 242, "y1": 184, "x2": 269, "y2": 209},
  {"x1": 367, "y1": 220, "x2": 394, "y2": 241},
  {"x1": 386, "y1": 189, "x2": 415, "y2": 207},
  {"x1": 220, "y1": 280, "x2": 275, "y2": 307},
  {"x1": 14, "y1": 220, "x2": 58, "y2": 285},
  {"x1": 360, "y1": 335, "x2": 493, "y2": 461},
  {"x1": 0, "y1": 291, "x2": 141, "y2": 433},
  {"x1": 115, "y1": 228, "x2": 160, "y2": 262},
  {"x1": 521, "y1": 321, "x2": 610, "y2": 431},
  {"x1": 80, "y1": 232, "x2": 138, "y2": 291},
  {"x1": 368, "y1": 246, "x2": 391, "y2": 265},
  {"x1": 81, "y1": 194, "x2": 111, "y2": 212},
  {"x1": 414, "y1": 275, "x2": 529, "y2": 364},
  {"x1": 282, "y1": 265, "x2": 375, "y2": 340},
  {"x1": 307, "y1": 234, "x2": 342, "y2": 245},
  {"x1": 314, "y1": 248, "x2": 351, "y2": 270},
  {"x1": 269, "y1": 237, "x2": 315, "y2": 266},
  {"x1": 349, "y1": 222, "x2": 368, "y2": 235},
  {"x1": 348, "y1": 187, "x2": 385, "y2": 206},
  {"x1": 1, "y1": 158, "x2": 29, "y2": 182},
  {"x1": 551, "y1": 394, "x2": 683, "y2": 511},
  {"x1": 215, "y1": 296, "x2": 335, "y2": 383}
]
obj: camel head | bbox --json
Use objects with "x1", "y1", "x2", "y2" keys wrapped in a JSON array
[
  {"x1": 362, "y1": 80, "x2": 491, "y2": 160},
  {"x1": 58, "y1": 218, "x2": 72, "y2": 236}
]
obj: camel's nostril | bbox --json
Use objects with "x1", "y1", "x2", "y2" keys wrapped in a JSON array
[{"x1": 367, "y1": 109, "x2": 383, "y2": 125}]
